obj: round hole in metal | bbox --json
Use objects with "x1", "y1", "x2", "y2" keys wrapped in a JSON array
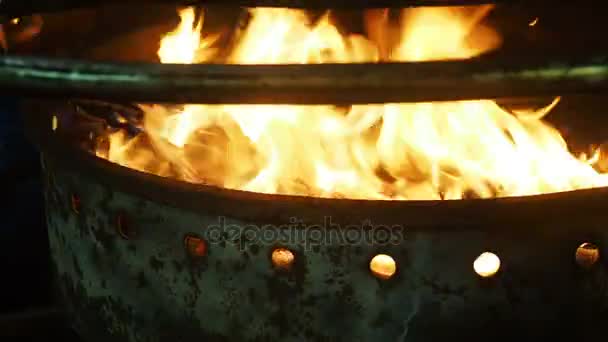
[
  {"x1": 70, "y1": 194, "x2": 80, "y2": 214},
  {"x1": 116, "y1": 213, "x2": 136, "y2": 240},
  {"x1": 474, "y1": 252, "x2": 501, "y2": 278},
  {"x1": 576, "y1": 242, "x2": 600, "y2": 269},
  {"x1": 271, "y1": 247, "x2": 295, "y2": 271},
  {"x1": 52, "y1": 115, "x2": 58, "y2": 131},
  {"x1": 184, "y1": 235, "x2": 207, "y2": 258},
  {"x1": 370, "y1": 254, "x2": 396, "y2": 280}
]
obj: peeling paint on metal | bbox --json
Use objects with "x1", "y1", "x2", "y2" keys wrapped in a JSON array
[{"x1": 41, "y1": 154, "x2": 608, "y2": 341}]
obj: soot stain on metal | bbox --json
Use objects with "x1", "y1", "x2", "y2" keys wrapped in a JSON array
[
  {"x1": 149, "y1": 256, "x2": 164, "y2": 272},
  {"x1": 126, "y1": 243, "x2": 136, "y2": 254},
  {"x1": 72, "y1": 254, "x2": 83, "y2": 279},
  {"x1": 249, "y1": 243, "x2": 260, "y2": 256},
  {"x1": 136, "y1": 271, "x2": 147, "y2": 289},
  {"x1": 39, "y1": 154, "x2": 608, "y2": 341},
  {"x1": 90, "y1": 220, "x2": 116, "y2": 252},
  {"x1": 172, "y1": 260, "x2": 183, "y2": 273}
]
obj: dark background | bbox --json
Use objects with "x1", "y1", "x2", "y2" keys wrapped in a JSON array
[{"x1": 0, "y1": 96, "x2": 51, "y2": 314}]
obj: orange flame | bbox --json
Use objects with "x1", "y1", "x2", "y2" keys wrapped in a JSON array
[{"x1": 97, "y1": 7, "x2": 608, "y2": 200}]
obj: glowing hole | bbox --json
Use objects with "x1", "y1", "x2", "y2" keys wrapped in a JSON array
[
  {"x1": 529, "y1": 17, "x2": 539, "y2": 26},
  {"x1": 271, "y1": 248, "x2": 295, "y2": 270},
  {"x1": 70, "y1": 194, "x2": 80, "y2": 214},
  {"x1": 473, "y1": 252, "x2": 501, "y2": 278},
  {"x1": 116, "y1": 213, "x2": 135, "y2": 240},
  {"x1": 184, "y1": 235, "x2": 207, "y2": 258},
  {"x1": 576, "y1": 242, "x2": 600, "y2": 269},
  {"x1": 369, "y1": 254, "x2": 396, "y2": 280},
  {"x1": 52, "y1": 115, "x2": 58, "y2": 131}
]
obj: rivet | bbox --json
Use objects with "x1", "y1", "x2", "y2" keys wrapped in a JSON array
[
  {"x1": 369, "y1": 254, "x2": 396, "y2": 280},
  {"x1": 116, "y1": 213, "x2": 136, "y2": 240},
  {"x1": 184, "y1": 234, "x2": 207, "y2": 258},
  {"x1": 271, "y1": 247, "x2": 295, "y2": 271},
  {"x1": 576, "y1": 242, "x2": 600, "y2": 269},
  {"x1": 474, "y1": 252, "x2": 501, "y2": 278},
  {"x1": 70, "y1": 194, "x2": 80, "y2": 214}
]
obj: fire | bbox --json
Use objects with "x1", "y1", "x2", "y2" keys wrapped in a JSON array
[{"x1": 97, "y1": 6, "x2": 608, "y2": 200}]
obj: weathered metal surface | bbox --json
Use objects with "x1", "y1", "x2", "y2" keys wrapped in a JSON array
[
  {"x1": 26, "y1": 103, "x2": 608, "y2": 341},
  {"x1": 39, "y1": 151, "x2": 608, "y2": 341},
  {"x1": 3, "y1": 53, "x2": 608, "y2": 104}
]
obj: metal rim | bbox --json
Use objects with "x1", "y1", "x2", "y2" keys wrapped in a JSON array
[
  {"x1": 24, "y1": 103, "x2": 608, "y2": 230},
  {"x1": 3, "y1": 53, "x2": 608, "y2": 104},
  {"x1": 0, "y1": 0, "x2": 586, "y2": 19}
]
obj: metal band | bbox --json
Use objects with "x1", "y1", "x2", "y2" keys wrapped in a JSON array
[
  {"x1": 2, "y1": 53, "x2": 608, "y2": 104},
  {"x1": 0, "y1": 0, "x2": 591, "y2": 19}
]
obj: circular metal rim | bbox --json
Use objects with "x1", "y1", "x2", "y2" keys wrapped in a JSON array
[
  {"x1": 3, "y1": 0, "x2": 607, "y2": 19},
  {"x1": 3, "y1": 53, "x2": 608, "y2": 105},
  {"x1": 0, "y1": 0, "x2": 572, "y2": 19},
  {"x1": 24, "y1": 104, "x2": 608, "y2": 230}
]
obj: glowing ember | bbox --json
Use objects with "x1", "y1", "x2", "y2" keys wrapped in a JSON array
[{"x1": 96, "y1": 6, "x2": 608, "y2": 200}]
